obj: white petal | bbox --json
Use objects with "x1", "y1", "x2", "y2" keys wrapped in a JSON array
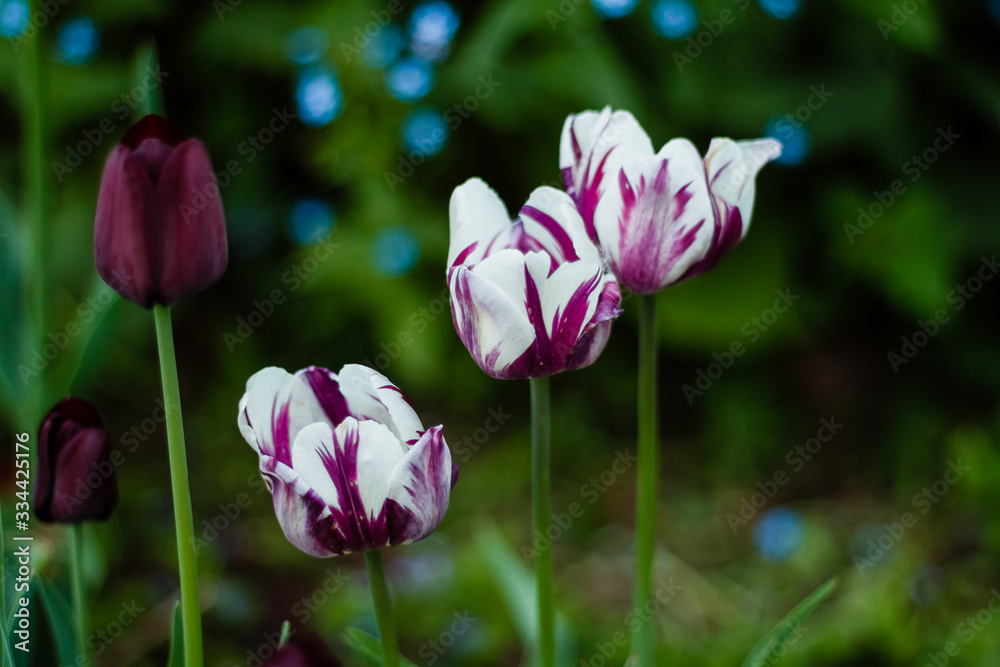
[
  {"x1": 337, "y1": 364, "x2": 423, "y2": 447},
  {"x1": 525, "y1": 251, "x2": 601, "y2": 342},
  {"x1": 447, "y1": 177, "x2": 513, "y2": 267},
  {"x1": 386, "y1": 425, "x2": 453, "y2": 544},
  {"x1": 704, "y1": 137, "x2": 782, "y2": 238},
  {"x1": 518, "y1": 186, "x2": 599, "y2": 265},
  {"x1": 450, "y1": 251, "x2": 535, "y2": 375}
]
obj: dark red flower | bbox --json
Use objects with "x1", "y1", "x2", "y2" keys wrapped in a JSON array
[
  {"x1": 35, "y1": 397, "x2": 118, "y2": 523},
  {"x1": 94, "y1": 114, "x2": 227, "y2": 308}
]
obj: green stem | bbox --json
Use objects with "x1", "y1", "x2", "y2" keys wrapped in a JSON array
[
  {"x1": 69, "y1": 525, "x2": 88, "y2": 659},
  {"x1": 152, "y1": 305, "x2": 203, "y2": 667},
  {"x1": 631, "y1": 293, "x2": 659, "y2": 664},
  {"x1": 363, "y1": 550, "x2": 399, "y2": 667},
  {"x1": 530, "y1": 375, "x2": 554, "y2": 667}
]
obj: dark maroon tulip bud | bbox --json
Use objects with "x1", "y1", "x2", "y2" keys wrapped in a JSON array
[
  {"x1": 94, "y1": 114, "x2": 227, "y2": 308},
  {"x1": 262, "y1": 634, "x2": 342, "y2": 667},
  {"x1": 35, "y1": 397, "x2": 118, "y2": 523}
]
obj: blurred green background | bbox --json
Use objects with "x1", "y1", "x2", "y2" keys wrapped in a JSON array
[{"x1": 2, "y1": 0, "x2": 1000, "y2": 664}]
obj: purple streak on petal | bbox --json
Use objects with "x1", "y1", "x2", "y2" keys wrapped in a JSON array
[
  {"x1": 385, "y1": 426, "x2": 452, "y2": 545},
  {"x1": 576, "y1": 149, "x2": 611, "y2": 244},
  {"x1": 271, "y1": 399, "x2": 293, "y2": 466},
  {"x1": 549, "y1": 272, "x2": 601, "y2": 363},
  {"x1": 678, "y1": 204, "x2": 742, "y2": 281},
  {"x1": 523, "y1": 263, "x2": 552, "y2": 373},
  {"x1": 615, "y1": 161, "x2": 705, "y2": 294},
  {"x1": 318, "y1": 421, "x2": 390, "y2": 551},
  {"x1": 519, "y1": 205, "x2": 579, "y2": 263},
  {"x1": 449, "y1": 267, "x2": 488, "y2": 375},
  {"x1": 302, "y1": 366, "x2": 350, "y2": 426},
  {"x1": 566, "y1": 279, "x2": 622, "y2": 371},
  {"x1": 451, "y1": 241, "x2": 478, "y2": 268},
  {"x1": 260, "y1": 456, "x2": 344, "y2": 557},
  {"x1": 561, "y1": 166, "x2": 576, "y2": 199}
]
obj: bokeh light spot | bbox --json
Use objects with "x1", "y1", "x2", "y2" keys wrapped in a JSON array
[
  {"x1": 295, "y1": 66, "x2": 343, "y2": 128},
  {"x1": 402, "y1": 108, "x2": 449, "y2": 157},
  {"x1": 373, "y1": 228, "x2": 420, "y2": 277},
  {"x1": 385, "y1": 57, "x2": 436, "y2": 102},
  {"x1": 765, "y1": 117, "x2": 809, "y2": 166},
  {"x1": 288, "y1": 199, "x2": 335, "y2": 245},
  {"x1": 758, "y1": 0, "x2": 801, "y2": 20},
  {"x1": 408, "y1": 1, "x2": 460, "y2": 62},
  {"x1": 592, "y1": 0, "x2": 640, "y2": 19},
  {"x1": 286, "y1": 26, "x2": 328, "y2": 65},
  {"x1": 651, "y1": 0, "x2": 699, "y2": 40},
  {"x1": 754, "y1": 508, "x2": 804, "y2": 561},
  {"x1": 0, "y1": 0, "x2": 29, "y2": 38},
  {"x1": 363, "y1": 22, "x2": 404, "y2": 69},
  {"x1": 56, "y1": 16, "x2": 100, "y2": 65}
]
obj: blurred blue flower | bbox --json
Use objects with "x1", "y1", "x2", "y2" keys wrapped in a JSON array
[
  {"x1": 373, "y1": 228, "x2": 420, "y2": 277},
  {"x1": 765, "y1": 117, "x2": 809, "y2": 166},
  {"x1": 408, "y1": 1, "x2": 459, "y2": 62},
  {"x1": 758, "y1": 0, "x2": 800, "y2": 20},
  {"x1": 288, "y1": 199, "x2": 335, "y2": 245},
  {"x1": 55, "y1": 16, "x2": 100, "y2": 65},
  {"x1": 385, "y1": 56, "x2": 436, "y2": 102},
  {"x1": 754, "y1": 508, "x2": 804, "y2": 561},
  {"x1": 402, "y1": 108, "x2": 449, "y2": 157},
  {"x1": 0, "y1": 0, "x2": 29, "y2": 39},
  {"x1": 295, "y1": 66, "x2": 343, "y2": 128},
  {"x1": 592, "y1": 0, "x2": 640, "y2": 19},
  {"x1": 286, "y1": 26, "x2": 328, "y2": 65},
  {"x1": 363, "y1": 22, "x2": 404, "y2": 69},
  {"x1": 651, "y1": 0, "x2": 699, "y2": 40}
]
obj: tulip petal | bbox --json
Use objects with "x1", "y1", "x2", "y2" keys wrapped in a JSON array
[
  {"x1": 598, "y1": 138, "x2": 714, "y2": 292},
  {"x1": 517, "y1": 186, "x2": 598, "y2": 267},
  {"x1": 566, "y1": 277, "x2": 622, "y2": 371},
  {"x1": 337, "y1": 365, "x2": 424, "y2": 447},
  {"x1": 239, "y1": 366, "x2": 347, "y2": 465},
  {"x1": 385, "y1": 426, "x2": 452, "y2": 545},
  {"x1": 448, "y1": 177, "x2": 514, "y2": 267},
  {"x1": 259, "y1": 455, "x2": 342, "y2": 557},
  {"x1": 156, "y1": 139, "x2": 228, "y2": 307},
  {"x1": 559, "y1": 108, "x2": 654, "y2": 242},
  {"x1": 292, "y1": 420, "x2": 404, "y2": 550},
  {"x1": 449, "y1": 251, "x2": 535, "y2": 378},
  {"x1": 48, "y1": 428, "x2": 117, "y2": 522},
  {"x1": 94, "y1": 146, "x2": 160, "y2": 308}
]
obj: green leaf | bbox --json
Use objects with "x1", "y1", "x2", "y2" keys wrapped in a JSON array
[
  {"x1": 37, "y1": 576, "x2": 80, "y2": 666},
  {"x1": 340, "y1": 627, "x2": 417, "y2": 667},
  {"x1": 165, "y1": 601, "x2": 183, "y2": 667},
  {"x1": 278, "y1": 620, "x2": 291, "y2": 649},
  {"x1": 1, "y1": 626, "x2": 16, "y2": 667},
  {"x1": 741, "y1": 578, "x2": 838, "y2": 667}
]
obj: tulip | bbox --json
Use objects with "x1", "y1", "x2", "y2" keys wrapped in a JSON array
[
  {"x1": 262, "y1": 634, "x2": 343, "y2": 667},
  {"x1": 238, "y1": 364, "x2": 455, "y2": 557},
  {"x1": 94, "y1": 114, "x2": 227, "y2": 308},
  {"x1": 35, "y1": 397, "x2": 117, "y2": 523},
  {"x1": 560, "y1": 106, "x2": 782, "y2": 293},
  {"x1": 447, "y1": 178, "x2": 622, "y2": 380}
]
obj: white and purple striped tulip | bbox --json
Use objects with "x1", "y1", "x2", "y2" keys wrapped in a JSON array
[
  {"x1": 447, "y1": 178, "x2": 622, "y2": 380},
  {"x1": 560, "y1": 107, "x2": 782, "y2": 294},
  {"x1": 238, "y1": 364, "x2": 455, "y2": 557}
]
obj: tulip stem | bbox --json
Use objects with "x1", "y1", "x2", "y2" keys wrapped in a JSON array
[
  {"x1": 530, "y1": 375, "x2": 554, "y2": 667},
  {"x1": 152, "y1": 304, "x2": 203, "y2": 667},
  {"x1": 363, "y1": 550, "x2": 399, "y2": 667},
  {"x1": 631, "y1": 293, "x2": 659, "y2": 664},
  {"x1": 69, "y1": 524, "x2": 89, "y2": 660}
]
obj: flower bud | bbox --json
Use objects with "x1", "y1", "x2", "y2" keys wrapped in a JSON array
[
  {"x1": 94, "y1": 114, "x2": 227, "y2": 308},
  {"x1": 35, "y1": 397, "x2": 118, "y2": 523}
]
